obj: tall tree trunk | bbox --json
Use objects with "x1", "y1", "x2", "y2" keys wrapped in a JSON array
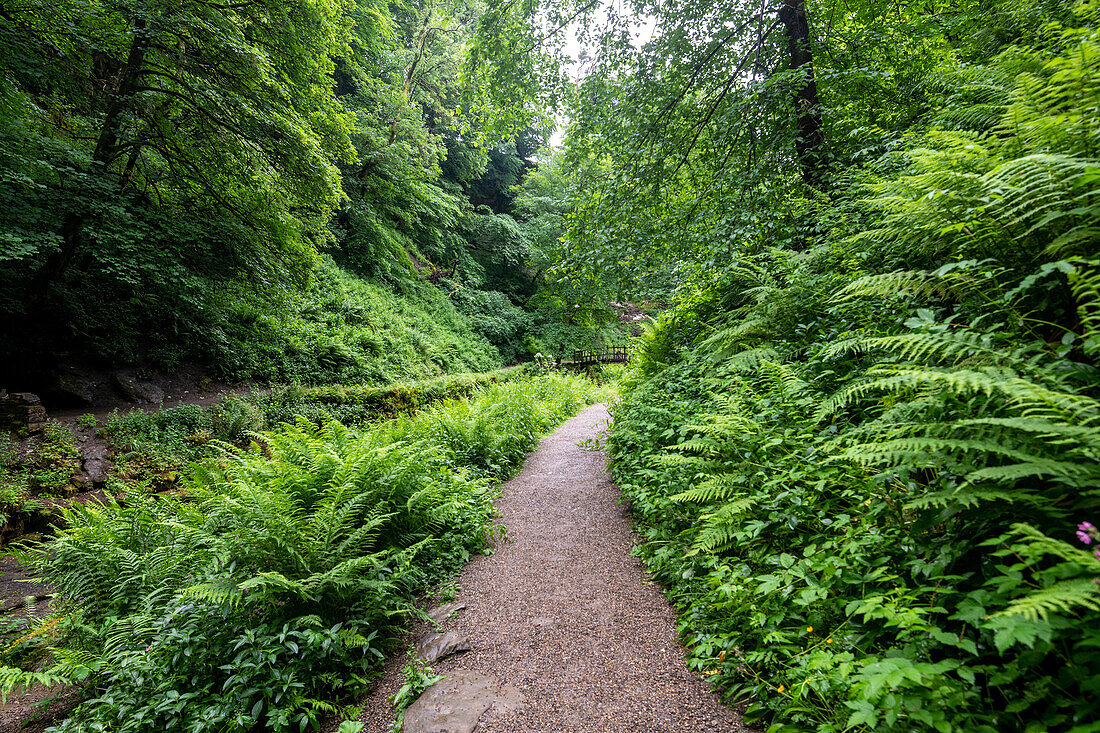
[
  {"x1": 778, "y1": 0, "x2": 825, "y2": 189},
  {"x1": 26, "y1": 21, "x2": 150, "y2": 306}
]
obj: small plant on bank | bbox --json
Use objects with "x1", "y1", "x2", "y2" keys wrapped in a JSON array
[
  {"x1": 436, "y1": 578, "x2": 460, "y2": 604},
  {"x1": 391, "y1": 659, "x2": 443, "y2": 733}
]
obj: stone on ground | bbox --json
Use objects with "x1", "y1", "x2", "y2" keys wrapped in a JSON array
[
  {"x1": 415, "y1": 631, "x2": 471, "y2": 663},
  {"x1": 402, "y1": 671, "x2": 523, "y2": 733}
]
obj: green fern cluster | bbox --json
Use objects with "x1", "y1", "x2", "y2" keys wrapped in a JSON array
[{"x1": 4, "y1": 373, "x2": 598, "y2": 732}]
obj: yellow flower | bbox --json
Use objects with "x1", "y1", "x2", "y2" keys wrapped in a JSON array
[
  {"x1": 777, "y1": 685, "x2": 786, "y2": 693},
  {"x1": 806, "y1": 626, "x2": 814, "y2": 633},
  {"x1": 704, "y1": 669, "x2": 719, "y2": 676},
  {"x1": 826, "y1": 638, "x2": 833, "y2": 644}
]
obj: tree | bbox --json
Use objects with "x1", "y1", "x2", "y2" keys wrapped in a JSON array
[
  {"x1": 777, "y1": 0, "x2": 824, "y2": 187},
  {"x1": 0, "y1": 0, "x2": 385, "y2": 373}
]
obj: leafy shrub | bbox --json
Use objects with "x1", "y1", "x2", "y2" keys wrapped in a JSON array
[
  {"x1": 452, "y1": 288, "x2": 532, "y2": 364},
  {"x1": 27, "y1": 424, "x2": 80, "y2": 494}
]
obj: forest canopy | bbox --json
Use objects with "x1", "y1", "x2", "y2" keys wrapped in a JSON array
[{"x1": 0, "y1": 0, "x2": 624, "y2": 393}]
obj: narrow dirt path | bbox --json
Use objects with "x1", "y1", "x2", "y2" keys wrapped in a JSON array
[{"x1": 355, "y1": 403, "x2": 749, "y2": 732}]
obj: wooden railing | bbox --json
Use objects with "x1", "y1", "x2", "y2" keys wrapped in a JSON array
[{"x1": 569, "y1": 347, "x2": 628, "y2": 366}]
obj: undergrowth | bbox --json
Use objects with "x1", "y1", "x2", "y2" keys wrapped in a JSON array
[
  {"x1": 0, "y1": 373, "x2": 600, "y2": 732},
  {"x1": 0, "y1": 426, "x2": 79, "y2": 528},
  {"x1": 609, "y1": 13, "x2": 1100, "y2": 733},
  {"x1": 102, "y1": 368, "x2": 527, "y2": 491},
  {"x1": 199, "y1": 258, "x2": 502, "y2": 385}
]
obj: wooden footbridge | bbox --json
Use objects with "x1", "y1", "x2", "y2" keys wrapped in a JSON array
[
  {"x1": 564, "y1": 347, "x2": 629, "y2": 367},
  {"x1": 533, "y1": 347, "x2": 628, "y2": 370}
]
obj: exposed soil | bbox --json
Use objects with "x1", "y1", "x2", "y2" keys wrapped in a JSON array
[
  {"x1": 0, "y1": 557, "x2": 81, "y2": 733},
  {"x1": 0, "y1": 684, "x2": 83, "y2": 733},
  {"x1": 0, "y1": 557, "x2": 51, "y2": 617},
  {"x1": 350, "y1": 403, "x2": 751, "y2": 732}
]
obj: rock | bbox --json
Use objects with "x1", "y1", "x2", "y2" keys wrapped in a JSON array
[
  {"x1": 402, "y1": 670, "x2": 523, "y2": 733},
  {"x1": 112, "y1": 372, "x2": 164, "y2": 405},
  {"x1": 0, "y1": 392, "x2": 47, "y2": 434},
  {"x1": 416, "y1": 631, "x2": 470, "y2": 663},
  {"x1": 81, "y1": 441, "x2": 110, "y2": 486},
  {"x1": 427, "y1": 602, "x2": 466, "y2": 625},
  {"x1": 25, "y1": 405, "x2": 47, "y2": 433},
  {"x1": 54, "y1": 368, "x2": 99, "y2": 406}
]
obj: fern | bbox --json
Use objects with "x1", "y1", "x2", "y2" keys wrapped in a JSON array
[
  {"x1": 1070, "y1": 259, "x2": 1100, "y2": 354},
  {"x1": 688, "y1": 498, "x2": 759, "y2": 555},
  {"x1": 905, "y1": 485, "x2": 1042, "y2": 510},
  {"x1": 719, "y1": 347, "x2": 781, "y2": 371},
  {"x1": 991, "y1": 524, "x2": 1100, "y2": 621},
  {"x1": 997, "y1": 578, "x2": 1100, "y2": 620},
  {"x1": 833, "y1": 270, "x2": 968, "y2": 303},
  {"x1": 671, "y1": 474, "x2": 749, "y2": 504},
  {"x1": 0, "y1": 666, "x2": 72, "y2": 702}
]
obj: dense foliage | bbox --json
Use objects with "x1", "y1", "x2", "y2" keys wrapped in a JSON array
[
  {"x1": 0, "y1": 0, "x2": 623, "y2": 392},
  {"x1": 5, "y1": 0, "x2": 1100, "y2": 728},
  {"x1": 100, "y1": 368, "x2": 524, "y2": 491},
  {"x1": 564, "y1": 1, "x2": 1100, "y2": 730},
  {"x1": 1, "y1": 374, "x2": 601, "y2": 731}
]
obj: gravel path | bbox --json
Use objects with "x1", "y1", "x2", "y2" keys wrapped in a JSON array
[{"x1": 353, "y1": 402, "x2": 749, "y2": 732}]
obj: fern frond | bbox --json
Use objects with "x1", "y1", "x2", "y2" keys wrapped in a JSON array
[
  {"x1": 817, "y1": 367, "x2": 1012, "y2": 419},
  {"x1": 952, "y1": 416, "x2": 1100, "y2": 446},
  {"x1": 1070, "y1": 259, "x2": 1100, "y2": 353},
  {"x1": 758, "y1": 360, "x2": 807, "y2": 395},
  {"x1": 688, "y1": 499, "x2": 757, "y2": 555},
  {"x1": 833, "y1": 270, "x2": 965, "y2": 302},
  {"x1": 967, "y1": 459, "x2": 1100, "y2": 485},
  {"x1": 836, "y1": 437, "x2": 1037, "y2": 467},
  {"x1": 0, "y1": 614, "x2": 66, "y2": 657},
  {"x1": 183, "y1": 577, "x2": 246, "y2": 607},
  {"x1": 995, "y1": 578, "x2": 1100, "y2": 621},
  {"x1": 671, "y1": 475, "x2": 747, "y2": 504},
  {"x1": 721, "y1": 347, "x2": 781, "y2": 371},
  {"x1": 701, "y1": 318, "x2": 773, "y2": 352},
  {"x1": 847, "y1": 331, "x2": 1029, "y2": 370},
  {"x1": 0, "y1": 666, "x2": 71, "y2": 702},
  {"x1": 1007, "y1": 523, "x2": 1100, "y2": 565},
  {"x1": 905, "y1": 486, "x2": 1042, "y2": 509},
  {"x1": 49, "y1": 649, "x2": 102, "y2": 681},
  {"x1": 103, "y1": 613, "x2": 158, "y2": 656}
]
